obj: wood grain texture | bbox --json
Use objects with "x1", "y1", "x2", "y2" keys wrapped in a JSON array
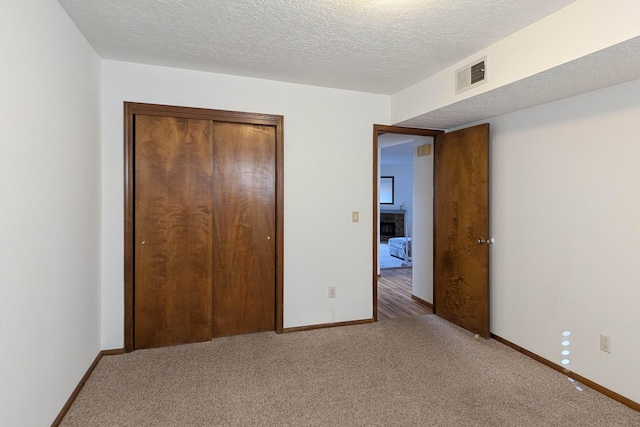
[
  {"x1": 124, "y1": 103, "x2": 285, "y2": 351},
  {"x1": 212, "y1": 122, "x2": 276, "y2": 337},
  {"x1": 372, "y1": 126, "x2": 379, "y2": 321},
  {"x1": 134, "y1": 115, "x2": 213, "y2": 349},
  {"x1": 274, "y1": 118, "x2": 285, "y2": 334},
  {"x1": 411, "y1": 294, "x2": 433, "y2": 309},
  {"x1": 378, "y1": 268, "x2": 432, "y2": 320},
  {"x1": 282, "y1": 319, "x2": 373, "y2": 333},
  {"x1": 124, "y1": 103, "x2": 135, "y2": 352},
  {"x1": 434, "y1": 124, "x2": 490, "y2": 338},
  {"x1": 374, "y1": 125, "x2": 444, "y2": 137}
]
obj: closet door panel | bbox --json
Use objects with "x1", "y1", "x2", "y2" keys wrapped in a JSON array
[
  {"x1": 212, "y1": 122, "x2": 276, "y2": 336},
  {"x1": 134, "y1": 115, "x2": 213, "y2": 349}
]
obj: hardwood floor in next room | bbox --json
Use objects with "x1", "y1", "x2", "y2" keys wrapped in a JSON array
[{"x1": 378, "y1": 268, "x2": 432, "y2": 321}]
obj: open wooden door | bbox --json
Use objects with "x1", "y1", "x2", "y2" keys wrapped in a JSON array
[{"x1": 434, "y1": 124, "x2": 490, "y2": 338}]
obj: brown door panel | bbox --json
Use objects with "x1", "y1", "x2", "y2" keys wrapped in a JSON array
[
  {"x1": 434, "y1": 124, "x2": 490, "y2": 338},
  {"x1": 212, "y1": 122, "x2": 276, "y2": 337},
  {"x1": 134, "y1": 115, "x2": 214, "y2": 349},
  {"x1": 133, "y1": 116, "x2": 277, "y2": 348}
]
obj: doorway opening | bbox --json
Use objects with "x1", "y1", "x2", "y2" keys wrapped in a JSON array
[
  {"x1": 372, "y1": 125, "x2": 442, "y2": 321},
  {"x1": 373, "y1": 123, "x2": 491, "y2": 337}
]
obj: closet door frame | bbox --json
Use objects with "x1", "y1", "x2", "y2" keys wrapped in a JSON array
[{"x1": 123, "y1": 102, "x2": 284, "y2": 352}]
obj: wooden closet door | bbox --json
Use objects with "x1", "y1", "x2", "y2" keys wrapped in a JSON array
[
  {"x1": 212, "y1": 122, "x2": 276, "y2": 337},
  {"x1": 134, "y1": 115, "x2": 213, "y2": 349}
]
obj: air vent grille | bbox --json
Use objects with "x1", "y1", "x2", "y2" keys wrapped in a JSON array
[
  {"x1": 456, "y1": 56, "x2": 487, "y2": 94},
  {"x1": 471, "y1": 61, "x2": 485, "y2": 84},
  {"x1": 417, "y1": 144, "x2": 431, "y2": 157}
]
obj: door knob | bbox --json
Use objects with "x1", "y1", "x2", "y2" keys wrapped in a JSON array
[{"x1": 476, "y1": 237, "x2": 486, "y2": 245}]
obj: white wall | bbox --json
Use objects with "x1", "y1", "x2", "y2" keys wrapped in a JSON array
[
  {"x1": 380, "y1": 164, "x2": 413, "y2": 227},
  {"x1": 0, "y1": 1, "x2": 102, "y2": 425},
  {"x1": 392, "y1": 0, "x2": 640, "y2": 125},
  {"x1": 487, "y1": 79, "x2": 640, "y2": 404},
  {"x1": 411, "y1": 141, "x2": 434, "y2": 304},
  {"x1": 101, "y1": 61, "x2": 389, "y2": 347}
]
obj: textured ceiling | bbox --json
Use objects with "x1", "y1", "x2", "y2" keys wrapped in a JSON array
[
  {"x1": 397, "y1": 36, "x2": 640, "y2": 129},
  {"x1": 56, "y1": 0, "x2": 577, "y2": 95}
]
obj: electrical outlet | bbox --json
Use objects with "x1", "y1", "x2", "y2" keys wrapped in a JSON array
[
  {"x1": 328, "y1": 286, "x2": 336, "y2": 298},
  {"x1": 600, "y1": 334, "x2": 611, "y2": 354}
]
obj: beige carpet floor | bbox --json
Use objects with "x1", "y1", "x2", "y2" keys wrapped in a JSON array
[{"x1": 61, "y1": 315, "x2": 640, "y2": 426}]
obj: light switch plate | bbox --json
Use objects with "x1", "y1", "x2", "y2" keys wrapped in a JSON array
[{"x1": 352, "y1": 211, "x2": 359, "y2": 222}]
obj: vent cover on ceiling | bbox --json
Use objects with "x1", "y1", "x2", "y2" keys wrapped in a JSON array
[{"x1": 456, "y1": 56, "x2": 487, "y2": 94}]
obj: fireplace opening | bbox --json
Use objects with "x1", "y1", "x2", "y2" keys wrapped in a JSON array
[{"x1": 380, "y1": 222, "x2": 396, "y2": 237}]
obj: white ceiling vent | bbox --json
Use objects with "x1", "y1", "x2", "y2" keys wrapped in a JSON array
[{"x1": 456, "y1": 56, "x2": 487, "y2": 94}]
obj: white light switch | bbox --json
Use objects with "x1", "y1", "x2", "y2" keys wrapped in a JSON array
[{"x1": 352, "y1": 211, "x2": 359, "y2": 222}]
